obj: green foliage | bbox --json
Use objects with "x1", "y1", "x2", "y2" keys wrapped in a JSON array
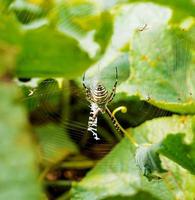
[
  {"x1": 0, "y1": 0, "x2": 195, "y2": 199},
  {"x1": 0, "y1": 5, "x2": 93, "y2": 78},
  {"x1": 35, "y1": 124, "x2": 78, "y2": 165},
  {"x1": 0, "y1": 11, "x2": 21, "y2": 76},
  {"x1": 0, "y1": 83, "x2": 42, "y2": 199},
  {"x1": 71, "y1": 139, "x2": 174, "y2": 200},
  {"x1": 72, "y1": 115, "x2": 195, "y2": 199},
  {"x1": 16, "y1": 26, "x2": 93, "y2": 78},
  {"x1": 119, "y1": 27, "x2": 195, "y2": 114},
  {"x1": 135, "y1": 144, "x2": 167, "y2": 181},
  {"x1": 159, "y1": 133, "x2": 195, "y2": 174}
]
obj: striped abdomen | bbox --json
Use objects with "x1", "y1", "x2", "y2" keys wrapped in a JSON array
[{"x1": 91, "y1": 84, "x2": 109, "y2": 105}]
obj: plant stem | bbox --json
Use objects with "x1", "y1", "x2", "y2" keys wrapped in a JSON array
[{"x1": 107, "y1": 106, "x2": 139, "y2": 147}]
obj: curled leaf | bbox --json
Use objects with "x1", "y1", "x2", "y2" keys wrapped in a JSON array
[{"x1": 135, "y1": 144, "x2": 167, "y2": 181}]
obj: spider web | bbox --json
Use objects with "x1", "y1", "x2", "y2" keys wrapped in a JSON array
[
  {"x1": 19, "y1": 77, "x2": 118, "y2": 160},
  {"x1": 4, "y1": 1, "x2": 195, "y2": 200}
]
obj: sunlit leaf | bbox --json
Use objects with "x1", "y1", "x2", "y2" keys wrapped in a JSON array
[
  {"x1": 119, "y1": 27, "x2": 195, "y2": 114},
  {"x1": 16, "y1": 26, "x2": 93, "y2": 78},
  {"x1": 71, "y1": 138, "x2": 174, "y2": 200},
  {"x1": 131, "y1": 115, "x2": 195, "y2": 199}
]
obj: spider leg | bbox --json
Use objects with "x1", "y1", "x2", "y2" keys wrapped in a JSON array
[
  {"x1": 107, "y1": 67, "x2": 118, "y2": 103},
  {"x1": 83, "y1": 73, "x2": 93, "y2": 102},
  {"x1": 82, "y1": 73, "x2": 87, "y2": 90}
]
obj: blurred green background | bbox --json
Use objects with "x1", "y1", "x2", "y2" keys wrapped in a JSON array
[{"x1": 0, "y1": 0, "x2": 195, "y2": 199}]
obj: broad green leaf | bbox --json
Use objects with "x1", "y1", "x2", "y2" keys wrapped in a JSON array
[
  {"x1": 0, "y1": 83, "x2": 42, "y2": 199},
  {"x1": 72, "y1": 115, "x2": 195, "y2": 199},
  {"x1": 131, "y1": 115, "x2": 195, "y2": 199},
  {"x1": 102, "y1": 192, "x2": 164, "y2": 200},
  {"x1": 188, "y1": 26, "x2": 195, "y2": 49},
  {"x1": 84, "y1": 53, "x2": 130, "y2": 92},
  {"x1": 56, "y1": 1, "x2": 100, "y2": 58},
  {"x1": 16, "y1": 26, "x2": 93, "y2": 78},
  {"x1": 34, "y1": 124, "x2": 78, "y2": 165},
  {"x1": 71, "y1": 138, "x2": 174, "y2": 200},
  {"x1": 0, "y1": 41, "x2": 19, "y2": 77},
  {"x1": 161, "y1": 158, "x2": 195, "y2": 200},
  {"x1": 95, "y1": 0, "x2": 195, "y2": 19},
  {"x1": 0, "y1": 11, "x2": 21, "y2": 76},
  {"x1": 0, "y1": 0, "x2": 14, "y2": 8},
  {"x1": 56, "y1": 1, "x2": 113, "y2": 58},
  {"x1": 86, "y1": 3, "x2": 171, "y2": 88},
  {"x1": 119, "y1": 27, "x2": 195, "y2": 114},
  {"x1": 131, "y1": 115, "x2": 194, "y2": 145},
  {"x1": 0, "y1": 10, "x2": 21, "y2": 44},
  {"x1": 0, "y1": 9, "x2": 94, "y2": 78},
  {"x1": 94, "y1": 11, "x2": 113, "y2": 55},
  {"x1": 134, "y1": 0, "x2": 195, "y2": 19},
  {"x1": 158, "y1": 133, "x2": 195, "y2": 174}
]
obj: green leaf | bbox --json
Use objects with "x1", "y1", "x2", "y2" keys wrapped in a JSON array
[
  {"x1": 0, "y1": 9, "x2": 94, "y2": 78},
  {"x1": 0, "y1": 10, "x2": 22, "y2": 44},
  {"x1": 131, "y1": 115, "x2": 195, "y2": 175},
  {"x1": 34, "y1": 124, "x2": 78, "y2": 165},
  {"x1": 0, "y1": 11, "x2": 21, "y2": 76},
  {"x1": 71, "y1": 138, "x2": 174, "y2": 200},
  {"x1": 85, "y1": 53, "x2": 130, "y2": 92},
  {"x1": 0, "y1": 0, "x2": 14, "y2": 9},
  {"x1": 0, "y1": 83, "x2": 42, "y2": 199},
  {"x1": 56, "y1": 1, "x2": 100, "y2": 58},
  {"x1": 131, "y1": 115, "x2": 194, "y2": 146},
  {"x1": 16, "y1": 26, "x2": 93, "y2": 78},
  {"x1": 94, "y1": 11, "x2": 114, "y2": 55},
  {"x1": 134, "y1": 0, "x2": 195, "y2": 19},
  {"x1": 75, "y1": 115, "x2": 195, "y2": 200},
  {"x1": 158, "y1": 133, "x2": 195, "y2": 174},
  {"x1": 119, "y1": 27, "x2": 195, "y2": 114},
  {"x1": 131, "y1": 115, "x2": 195, "y2": 199},
  {"x1": 0, "y1": 41, "x2": 19, "y2": 77},
  {"x1": 86, "y1": 3, "x2": 170, "y2": 88},
  {"x1": 135, "y1": 144, "x2": 167, "y2": 181},
  {"x1": 102, "y1": 192, "x2": 164, "y2": 200},
  {"x1": 97, "y1": 0, "x2": 195, "y2": 19}
]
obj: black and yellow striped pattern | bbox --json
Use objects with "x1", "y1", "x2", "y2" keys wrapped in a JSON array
[
  {"x1": 106, "y1": 107, "x2": 123, "y2": 134},
  {"x1": 91, "y1": 83, "x2": 109, "y2": 105},
  {"x1": 83, "y1": 68, "x2": 119, "y2": 140}
]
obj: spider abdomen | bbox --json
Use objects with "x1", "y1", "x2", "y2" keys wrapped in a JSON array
[{"x1": 92, "y1": 84, "x2": 109, "y2": 104}]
